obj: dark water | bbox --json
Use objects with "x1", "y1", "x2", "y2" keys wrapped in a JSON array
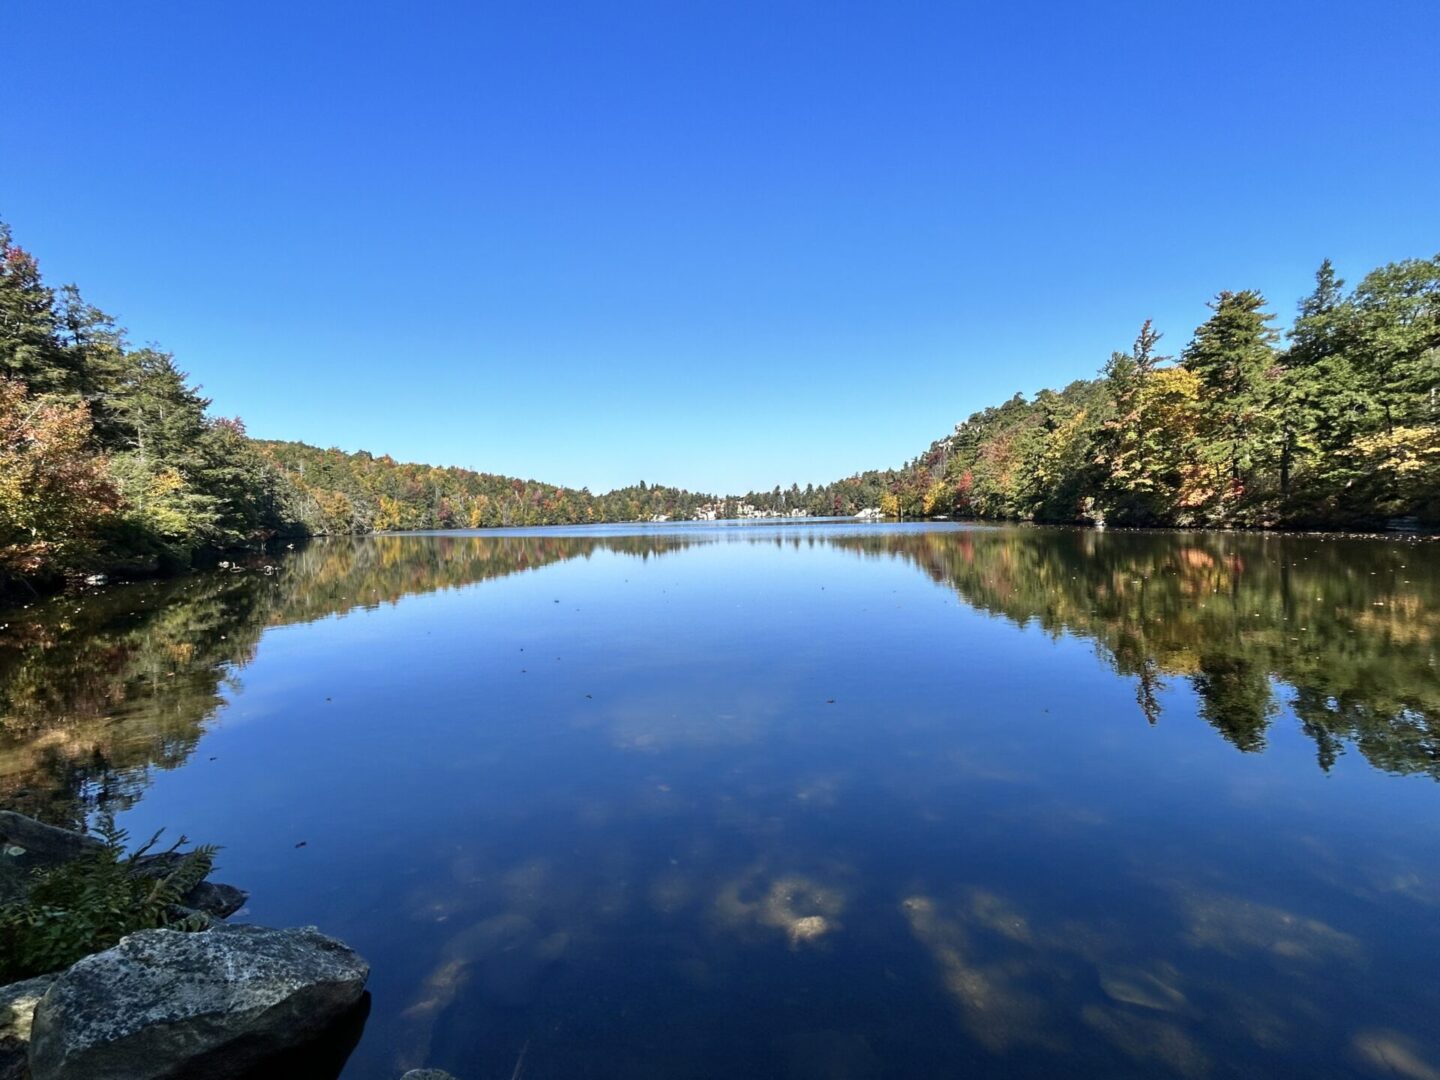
[{"x1": 3, "y1": 523, "x2": 1439, "y2": 1079}]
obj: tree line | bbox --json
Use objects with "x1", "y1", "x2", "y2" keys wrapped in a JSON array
[
  {"x1": 2, "y1": 211, "x2": 1436, "y2": 595},
  {"x1": 0, "y1": 217, "x2": 723, "y2": 593},
  {"x1": 752, "y1": 257, "x2": 1437, "y2": 526},
  {"x1": 256, "y1": 441, "x2": 720, "y2": 533}
]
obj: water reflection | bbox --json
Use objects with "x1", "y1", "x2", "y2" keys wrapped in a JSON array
[
  {"x1": 4, "y1": 527, "x2": 1435, "y2": 830},
  {"x1": 2, "y1": 525, "x2": 1439, "y2": 1078},
  {"x1": 0, "y1": 532, "x2": 701, "y2": 826},
  {"x1": 713, "y1": 867, "x2": 848, "y2": 949},
  {"x1": 825, "y1": 528, "x2": 1440, "y2": 777}
]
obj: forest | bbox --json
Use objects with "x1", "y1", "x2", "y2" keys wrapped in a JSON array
[
  {"x1": 0, "y1": 217, "x2": 724, "y2": 593},
  {"x1": 2, "y1": 212, "x2": 1437, "y2": 596},
  {"x1": 747, "y1": 259, "x2": 1440, "y2": 525}
]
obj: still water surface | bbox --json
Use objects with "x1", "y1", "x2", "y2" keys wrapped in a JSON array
[{"x1": 2, "y1": 523, "x2": 1439, "y2": 1078}]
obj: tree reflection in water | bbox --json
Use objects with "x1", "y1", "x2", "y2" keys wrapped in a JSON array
[
  {"x1": 3, "y1": 524, "x2": 1439, "y2": 1078},
  {"x1": 2, "y1": 527, "x2": 1436, "y2": 831}
]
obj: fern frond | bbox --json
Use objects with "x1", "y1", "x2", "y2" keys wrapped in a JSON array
[
  {"x1": 129, "y1": 827, "x2": 167, "y2": 861},
  {"x1": 0, "y1": 822, "x2": 223, "y2": 982}
]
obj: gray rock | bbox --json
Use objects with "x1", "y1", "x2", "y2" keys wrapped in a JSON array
[
  {"x1": 28, "y1": 924, "x2": 369, "y2": 1080},
  {"x1": 401, "y1": 1071, "x2": 460, "y2": 1080},
  {"x1": 0, "y1": 973, "x2": 59, "y2": 1080},
  {"x1": 163, "y1": 905, "x2": 217, "y2": 930},
  {"x1": 0, "y1": 813, "x2": 102, "y2": 869},
  {"x1": 0, "y1": 1036, "x2": 26, "y2": 1080},
  {"x1": 184, "y1": 880, "x2": 248, "y2": 919},
  {"x1": 128, "y1": 853, "x2": 249, "y2": 918}
]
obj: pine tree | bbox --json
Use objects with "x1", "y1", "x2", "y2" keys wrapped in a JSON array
[
  {"x1": 1340, "y1": 256, "x2": 1440, "y2": 517},
  {"x1": 1345, "y1": 255, "x2": 1440, "y2": 433},
  {"x1": 56, "y1": 283, "x2": 129, "y2": 446},
  {"x1": 1280, "y1": 260, "x2": 1372, "y2": 516},
  {"x1": 1182, "y1": 291, "x2": 1280, "y2": 517},
  {"x1": 1097, "y1": 320, "x2": 1173, "y2": 522},
  {"x1": 0, "y1": 228, "x2": 67, "y2": 393}
]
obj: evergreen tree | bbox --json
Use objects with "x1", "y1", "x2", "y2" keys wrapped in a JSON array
[
  {"x1": 1345, "y1": 255, "x2": 1440, "y2": 433},
  {"x1": 55, "y1": 283, "x2": 129, "y2": 446},
  {"x1": 0, "y1": 228, "x2": 67, "y2": 393},
  {"x1": 1283, "y1": 260, "x2": 1371, "y2": 516},
  {"x1": 1097, "y1": 320, "x2": 1173, "y2": 522},
  {"x1": 1338, "y1": 256, "x2": 1440, "y2": 519},
  {"x1": 1182, "y1": 291, "x2": 1280, "y2": 518}
]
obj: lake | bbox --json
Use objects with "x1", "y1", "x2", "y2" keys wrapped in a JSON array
[{"x1": 2, "y1": 523, "x2": 1438, "y2": 1079}]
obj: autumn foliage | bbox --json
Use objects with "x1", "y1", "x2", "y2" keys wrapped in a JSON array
[
  {"x1": 0, "y1": 377, "x2": 117, "y2": 577},
  {"x1": 1, "y1": 209, "x2": 1437, "y2": 595}
]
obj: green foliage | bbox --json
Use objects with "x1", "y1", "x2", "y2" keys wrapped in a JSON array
[
  {"x1": 0, "y1": 223, "x2": 309, "y2": 588},
  {"x1": 1346, "y1": 257, "x2": 1440, "y2": 432},
  {"x1": 257, "y1": 439, "x2": 725, "y2": 532},
  {"x1": 1096, "y1": 321, "x2": 1180, "y2": 522},
  {"x1": 770, "y1": 254, "x2": 1439, "y2": 530},
  {"x1": 0, "y1": 815, "x2": 217, "y2": 980},
  {"x1": 0, "y1": 230, "x2": 70, "y2": 394},
  {"x1": 1180, "y1": 290, "x2": 1282, "y2": 519}
]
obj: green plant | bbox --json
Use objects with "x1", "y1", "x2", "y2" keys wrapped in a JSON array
[{"x1": 0, "y1": 814, "x2": 218, "y2": 980}]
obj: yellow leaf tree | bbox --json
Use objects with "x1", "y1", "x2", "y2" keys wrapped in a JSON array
[{"x1": 0, "y1": 378, "x2": 118, "y2": 580}]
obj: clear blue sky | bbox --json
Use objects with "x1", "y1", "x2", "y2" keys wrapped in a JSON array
[{"x1": 3, "y1": 1, "x2": 1437, "y2": 494}]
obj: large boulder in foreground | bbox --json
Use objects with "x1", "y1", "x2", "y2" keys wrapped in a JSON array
[{"x1": 28, "y1": 925, "x2": 369, "y2": 1080}]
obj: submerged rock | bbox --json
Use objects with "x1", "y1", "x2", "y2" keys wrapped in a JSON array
[
  {"x1": 131, "y1": 852, "x2": 249, "y2": 917},
  {"x1": 0, "y1": 812, "x2": 105, "y2": 908},
  {"x1": 0, "y1": 860, "x2": 24, "y2": 908},
  {"x1": 185, "y1": 881, "x2": 248, "y2": 918},
  {"x1": 407, "y1": 914, "x2": 568, "y2": 1017},
  {"x1": 401, "y1": 1071, "x2": 460, "y2": 1080},
  {"x1": 28, "y1": 924, "x2": 369, "y2": 1080}
]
